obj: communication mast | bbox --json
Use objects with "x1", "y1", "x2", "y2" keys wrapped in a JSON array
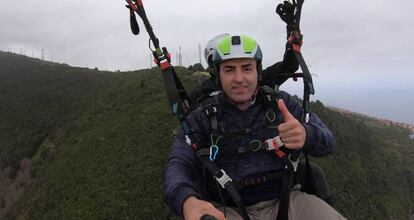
[
  {"x1": 150, "y1": 53, "x2": 153, "y2": 68},
  {"x1": 198, "y1": 43, "x2": 202, "y2": 64},
  {"x1": 176, "y1": 52, "x2": 179, "y2": 66},
  {"x1": 178, "y1": 46, "x2": 182, "y2": 66}
]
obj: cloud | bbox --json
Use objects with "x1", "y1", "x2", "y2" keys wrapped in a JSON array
[
  {"x1": 1, "y1": 0, "x2": 413, "y2": 74},
  {"x1": 1, "y1": 0, "x2": 413, "y2": 123}
]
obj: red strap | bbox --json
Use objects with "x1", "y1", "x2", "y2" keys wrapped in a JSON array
[
  {"x1": 288, "y1": 35, "x2": 302, "y2": 53},
  {"x1": 275, "y1": 148, "x2": 286, "y2": 158},
  {"x1": 136, "y1": 0, "x2": 143, "y2": 7},
  {"x1": 160, "y1": 61, "x2": 171, "y2": 70},
  {"x1": 267, "y1": 138, "x2": 286, "y2": 158},
  {"x1": 273, "y1": 139, "x2": 285, "y2": 158},
  {"x1": 126, "y1": 0, "x2": 138, "y2": 11},
  {"x1": 292, "y1": 43, "x2": 302, "y2": 53}
]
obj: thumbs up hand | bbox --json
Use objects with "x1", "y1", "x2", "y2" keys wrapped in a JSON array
[{"x1": 277, "y1": 99, "x2": 307, "y2": 150}]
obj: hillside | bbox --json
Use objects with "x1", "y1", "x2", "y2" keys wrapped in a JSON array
[{"x1": 0, "y1": 51, "x2": 413, "y2": 219}]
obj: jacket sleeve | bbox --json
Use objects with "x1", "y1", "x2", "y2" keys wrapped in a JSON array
[
  {"x1": 261, "y1": 46, "x2": 299, "y2": 88},
  {"x1": 163, "y1": 110, "x2": 206, "y2": 217},
  {"x1": 279, "y1": 91, "x2": 335, "y2": 157}
]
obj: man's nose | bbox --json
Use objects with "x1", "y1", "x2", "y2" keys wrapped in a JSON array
[{"x1": 233, "y1": 69, "x2": 244, "y2": 83}]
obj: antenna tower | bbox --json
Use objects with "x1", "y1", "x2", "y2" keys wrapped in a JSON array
[
  {"x1": 179, "y1": 47, "x2": 182, "y2": 66},
  {"x1": 198, "y1": 43, "x2": 202, "y2": 64}
]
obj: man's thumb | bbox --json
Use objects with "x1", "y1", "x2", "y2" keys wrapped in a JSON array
[{"x1": 278, "y1": 99, "x2": 294, "y2": 121}]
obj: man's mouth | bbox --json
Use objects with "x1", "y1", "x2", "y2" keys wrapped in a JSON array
[{"x1": 232, "y1": 86, "x2": 247, "y2": 93}]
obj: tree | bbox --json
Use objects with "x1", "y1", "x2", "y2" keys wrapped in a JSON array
[{"x1": 188, "y1": 63, "x2": 204, "y2": 72}]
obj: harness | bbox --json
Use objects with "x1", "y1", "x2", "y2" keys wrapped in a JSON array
[
  {"x1": 195, "y1": 87, "x2": 303, "y2": 212},
  {"x1": 125, "y1": 1, "x2": 331, "y2": 220},
  {"x1": 197, "y1": 86, "x2": 286, "y2": 161}
]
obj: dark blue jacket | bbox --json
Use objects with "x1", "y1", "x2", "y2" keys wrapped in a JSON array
[{"x1": 163, "y1": 90, "x2": 335, "y2": 217}]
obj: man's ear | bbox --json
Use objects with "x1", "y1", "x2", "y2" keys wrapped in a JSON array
[
  {"x1": 257, "y1": 62, "x2": 263, "y2": 82},
  {"x1": 214, "y1": 65, "x2": 222, "y2": 89}
]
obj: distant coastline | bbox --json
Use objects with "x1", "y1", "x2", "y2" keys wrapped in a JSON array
[{"x1": 328, "y1": 105, "x2": 414, "y2": 136}]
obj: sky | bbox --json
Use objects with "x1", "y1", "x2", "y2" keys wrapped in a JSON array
[{"x1": 1, "y1": 0, "x2": 413, "y2": 125}]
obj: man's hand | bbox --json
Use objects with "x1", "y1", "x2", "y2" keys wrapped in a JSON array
[
  {"x1": 183, "y1": 196, "x2": 226, "y2": 220},
  {"x1": 277, "y1": 99, "x2": 307, "y2": 149}
]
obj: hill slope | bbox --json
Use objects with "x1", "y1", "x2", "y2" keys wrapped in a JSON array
[{"x1": 0, "y1": 51, "x2": 413, "y2": 219}]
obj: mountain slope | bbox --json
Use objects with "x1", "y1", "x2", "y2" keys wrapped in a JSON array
[{"x1": 0, "y1": 51, "x2": 413, "y2": 219}]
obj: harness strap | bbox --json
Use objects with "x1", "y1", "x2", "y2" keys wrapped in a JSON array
[
  {"x1": 275, "y1": 0, "x2": 315, "y2": 219},
  {"x1": 197, "y1": 155, "x2": 251, "y2": 220},
  {"x1": 196, "y1": 135, "x2": 286, "y2": 160},
  {"x1": 277, "y1": 157, "x2": 295, "y2": 220},
  {"x1": 205, "y1": 103, "x2": 218, "y2": 134}
]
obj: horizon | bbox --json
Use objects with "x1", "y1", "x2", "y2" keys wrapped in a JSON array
[
  {"x1": 2, "y1": 0, "x2": 412, "y2": 128},
  {"x1": 1, "y1": 49, "x2": 413, "y2": 127}
]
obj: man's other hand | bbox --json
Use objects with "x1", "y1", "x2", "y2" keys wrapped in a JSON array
[{"x1": 277, "y1": 99, "x2": 306, "y2": 149}]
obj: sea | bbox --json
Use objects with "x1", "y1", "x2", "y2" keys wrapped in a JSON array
[{"x1": 280, "y1": 73, "x2": 414, "y2": 126}]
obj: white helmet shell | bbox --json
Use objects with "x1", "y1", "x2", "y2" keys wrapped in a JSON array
[
  {"x1": 213, "y1": 34, "x2": 263, "y2": 64},
  {"x1": 204, "y1": 33, "x2": 230, "y2": 68}
]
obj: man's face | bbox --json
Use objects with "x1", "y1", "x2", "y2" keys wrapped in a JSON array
[{"x1": 219, "y1": 58, "x2": 258, "y2": 104}]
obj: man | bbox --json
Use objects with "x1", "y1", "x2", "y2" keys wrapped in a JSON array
[{"x1": 164, "y1": 34, "x2": 346, "y2": 220}]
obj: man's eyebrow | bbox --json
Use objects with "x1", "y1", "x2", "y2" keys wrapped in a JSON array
[
  {"x1": 223, "y1": 65, "x2": 236, "y2": 69},
  {"x1": 241, "y1": 63, "x2": 253, "y2": 68}
]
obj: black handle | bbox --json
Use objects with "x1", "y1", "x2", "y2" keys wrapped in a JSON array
[
  {"x1": 200, "y1": 214, "x2": 218, "y2": 220},
  {"x1": 129, "y1": 10, "x2": 140, "y2": 35}
]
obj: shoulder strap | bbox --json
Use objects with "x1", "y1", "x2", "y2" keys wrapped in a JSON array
[
  {"x1": 200, "y1": 95, "x2": 222, "y2": 161},
  {"x1": 259, "y1": 86, "x2": 284, "y2": 128},
  {"x1": 197, "y1": 95, "x2": 251, "y2": 220},
  {"x1": 201, "y1": 95, "x2": 221, "y2": 134}
]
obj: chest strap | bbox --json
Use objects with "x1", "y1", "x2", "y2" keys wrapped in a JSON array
[
  {"x1": 200, "y1": 86, "x2": 286, "y2": 160},
  {"x1": 196, "y1": 135, "x2": 287, "y2": 161}
]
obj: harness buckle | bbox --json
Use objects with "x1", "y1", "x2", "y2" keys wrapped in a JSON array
[
  {"x1": 184, "y1": 135, "x2": 192, "y2": 146},
  {"x1": 265, "y1": 136, "x2": 285, "y2": 158},
  {"x1": 288, "y1": 154, "x2": 299, "y2": 172},
  {"x1": 215, "y1": 169, "x2": 232, "y2": 188},
  {"x1": 265, "y1": 136, "x2": 284, "y2": 150}
]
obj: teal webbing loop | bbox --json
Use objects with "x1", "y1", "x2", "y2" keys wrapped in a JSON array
[
  {"x1": 209, "y1": 134, "x2": 221, "y2": 161},
  {"x1": 209, "y1": 145, "x2": 219, "y2": 161}
]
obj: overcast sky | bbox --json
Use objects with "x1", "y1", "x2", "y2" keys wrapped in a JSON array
[{"x1": 1, "y1": 0, "x2": 413, "y2": 124}]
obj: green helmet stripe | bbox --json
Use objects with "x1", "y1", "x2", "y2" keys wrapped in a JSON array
[
  {"x1": 217, "y1": 36, "x2": 231, "y2": 55},
  {"x1": 213, "y1": 34, "x2": 262, "y2": 64},
  {"x1": 241, "y1": 35, "x2": 256, "y2": 54}
]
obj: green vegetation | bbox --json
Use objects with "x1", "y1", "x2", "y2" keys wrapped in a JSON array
[
  {"x1": 0, "y1": 51, "x2": 413, "y2": 219},
  {"x1": 188, "y1": 63, "x2": 205, "y2": 72}
]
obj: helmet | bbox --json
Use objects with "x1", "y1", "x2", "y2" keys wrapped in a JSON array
[
  {"x1": 211, "y1": 34, "x2": 263, "y2": 88},
  {"x1": 213, "y1": 34, "x2": 262, "y2": 65},
  {"x1": 204, "y1": 33, "x2": 230, "y2": 68}
]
